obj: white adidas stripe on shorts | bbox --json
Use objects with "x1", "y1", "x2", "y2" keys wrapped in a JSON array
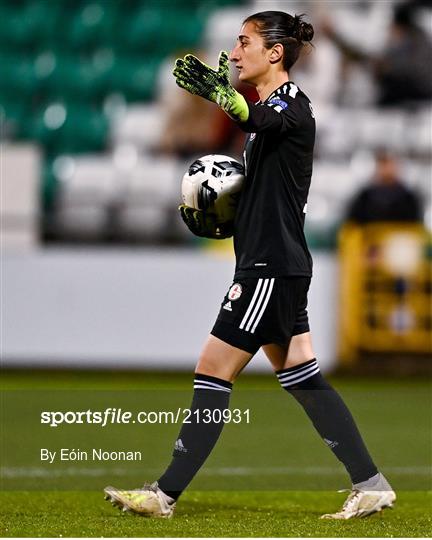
[{"x1": 239, "y1": 278, "x2": 275, "y2": 334}]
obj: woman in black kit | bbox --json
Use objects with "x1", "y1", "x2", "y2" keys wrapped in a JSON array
[{"x1": 105, "y1": 11, "x2": 395, "y2": 520}]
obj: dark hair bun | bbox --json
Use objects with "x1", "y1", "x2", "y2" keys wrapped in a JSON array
[{"x1": 293, "y1": 14, "x2": 314, "y2": 42}]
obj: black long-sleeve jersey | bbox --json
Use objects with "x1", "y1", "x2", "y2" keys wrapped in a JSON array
[{"x1": 233, "y1": 81, "x2": 315, "y2": 279}]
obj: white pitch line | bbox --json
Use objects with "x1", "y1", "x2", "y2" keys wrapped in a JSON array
[
  {"x1": 200, "y1": 466, "x2": 432, "y2": 476},
  {"x1": 1, "y1": 465, "x2": 430, "y2": 479}
]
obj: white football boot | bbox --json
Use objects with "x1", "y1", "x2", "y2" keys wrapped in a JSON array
[
  {"x1": 321, "y1": 473, "x2": 396, "y2": 519},
  {"x1": 104, "y1": 482, "x2": 176, "y2": 518}
]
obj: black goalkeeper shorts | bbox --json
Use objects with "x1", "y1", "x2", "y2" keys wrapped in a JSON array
[{"x1": 211, "y1": 276, "x2": 311, "y2": 355}]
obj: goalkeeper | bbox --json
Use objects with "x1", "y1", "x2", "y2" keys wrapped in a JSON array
[{"x1": 105, "y1": 10, "x2": 395, "y2": 520}]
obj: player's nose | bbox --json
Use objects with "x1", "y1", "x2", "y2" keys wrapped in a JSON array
[{"x1": 229, "y1": 47, "x2": 240, "y2": 62}]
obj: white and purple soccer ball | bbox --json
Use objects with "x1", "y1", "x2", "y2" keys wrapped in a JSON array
[{"x1": 181, "y1": 154, "x2": 244, "y2": 224}]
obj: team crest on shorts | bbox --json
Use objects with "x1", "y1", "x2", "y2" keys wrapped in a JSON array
[{"x1": 228, "y1": 283, "x2": 242, "y2": 301}]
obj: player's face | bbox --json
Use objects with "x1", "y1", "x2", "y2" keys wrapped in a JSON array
[{"x1": 229, "y1": 22, "x2": 271, "y2": 86}]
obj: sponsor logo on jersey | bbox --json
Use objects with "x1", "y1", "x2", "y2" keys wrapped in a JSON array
[
  {"x1": 268, "y1": 98, "x2": 288, "y2": 111},
  {"x1": 223, "y1": 301, "x2": 233, "y2": 311},
  {"x1": 228, "y1": 283, "x2": 242, "y2": 301}
]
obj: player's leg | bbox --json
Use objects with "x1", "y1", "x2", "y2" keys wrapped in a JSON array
[
  {"x1": 155, "y1": 280, "x2": 266, "y2": 509},
  {"x1": 264, "y1": 312, "x2": 395, "y2": 518},
  {"x1": 266, "y1": 332, "x2": 379, "y2": 484},
  {"x1": 263, "y1": 331, "x2": 314, "y2": 371},
  {"x1": 105, "y1": 277, "x2": 259, "y2": 517},
  {"x1": 156, "y1": 336, "x2": 252, "y2": 500},
  {"x1": 195, "y1": 334, "x2": 253, "y2": 381},
  {"x1": 105, "y1": 337, "x2": 252, "y2": 516}
]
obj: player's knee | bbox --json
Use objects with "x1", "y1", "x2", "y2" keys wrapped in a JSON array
[
  {"x1": 195, "y1": 351, "x2": 236, "y2": 383},
  {"x1": 275, "y1": 358, "x2": 325, "y2": 392}
]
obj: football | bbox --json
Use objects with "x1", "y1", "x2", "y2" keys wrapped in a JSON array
[{"x1": 181, "y1": 154, "x2": 245, "y2": 223}]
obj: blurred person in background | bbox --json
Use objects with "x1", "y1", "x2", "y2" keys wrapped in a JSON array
[
  {"x1": 323, "y1": 1, "x2": 432, "y2": 107},
  {"x1": 105, "y1": 11, "x2": 396, "y2": 521},
  {"x1": 346, "y1": 150, "x2": 423, "y2": 224}
]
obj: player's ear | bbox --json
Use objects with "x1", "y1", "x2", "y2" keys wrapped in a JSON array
[{"x1": 269, "y1": 43, "x2": 284, "y2": 64}]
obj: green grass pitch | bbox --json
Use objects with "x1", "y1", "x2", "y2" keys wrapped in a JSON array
[{"x1": 1, "y1": 370, "x2": 431, "y2": 537}]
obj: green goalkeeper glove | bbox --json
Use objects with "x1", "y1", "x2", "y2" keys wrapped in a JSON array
[
  {"x1": 173, "y1": 51, "x2": 249, "y2": 123},
  {"x1": 179, "y1": 204, "x2": 234, "y2": 239}
]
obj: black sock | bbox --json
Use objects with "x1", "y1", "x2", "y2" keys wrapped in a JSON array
[
  {"x1": 277, "y1": 359, "x2": 378, "y2": 484},
  {"x1": 158, "y1": 373, "x2": 232, "y2": 500}
]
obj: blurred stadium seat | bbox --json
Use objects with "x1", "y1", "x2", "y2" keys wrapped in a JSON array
[
  {"x1": 55, "y1": 155, "x2": 117, "y2": 207},
  {"x1": 115, "y1": 155, "x2": 180, "y2": 241},
  {"x1": 111, "y1": 104, "x2": 164, "y2": 151},
  {"x1": 52, "y1": 155, "x2": 116, "y2": 239}
]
